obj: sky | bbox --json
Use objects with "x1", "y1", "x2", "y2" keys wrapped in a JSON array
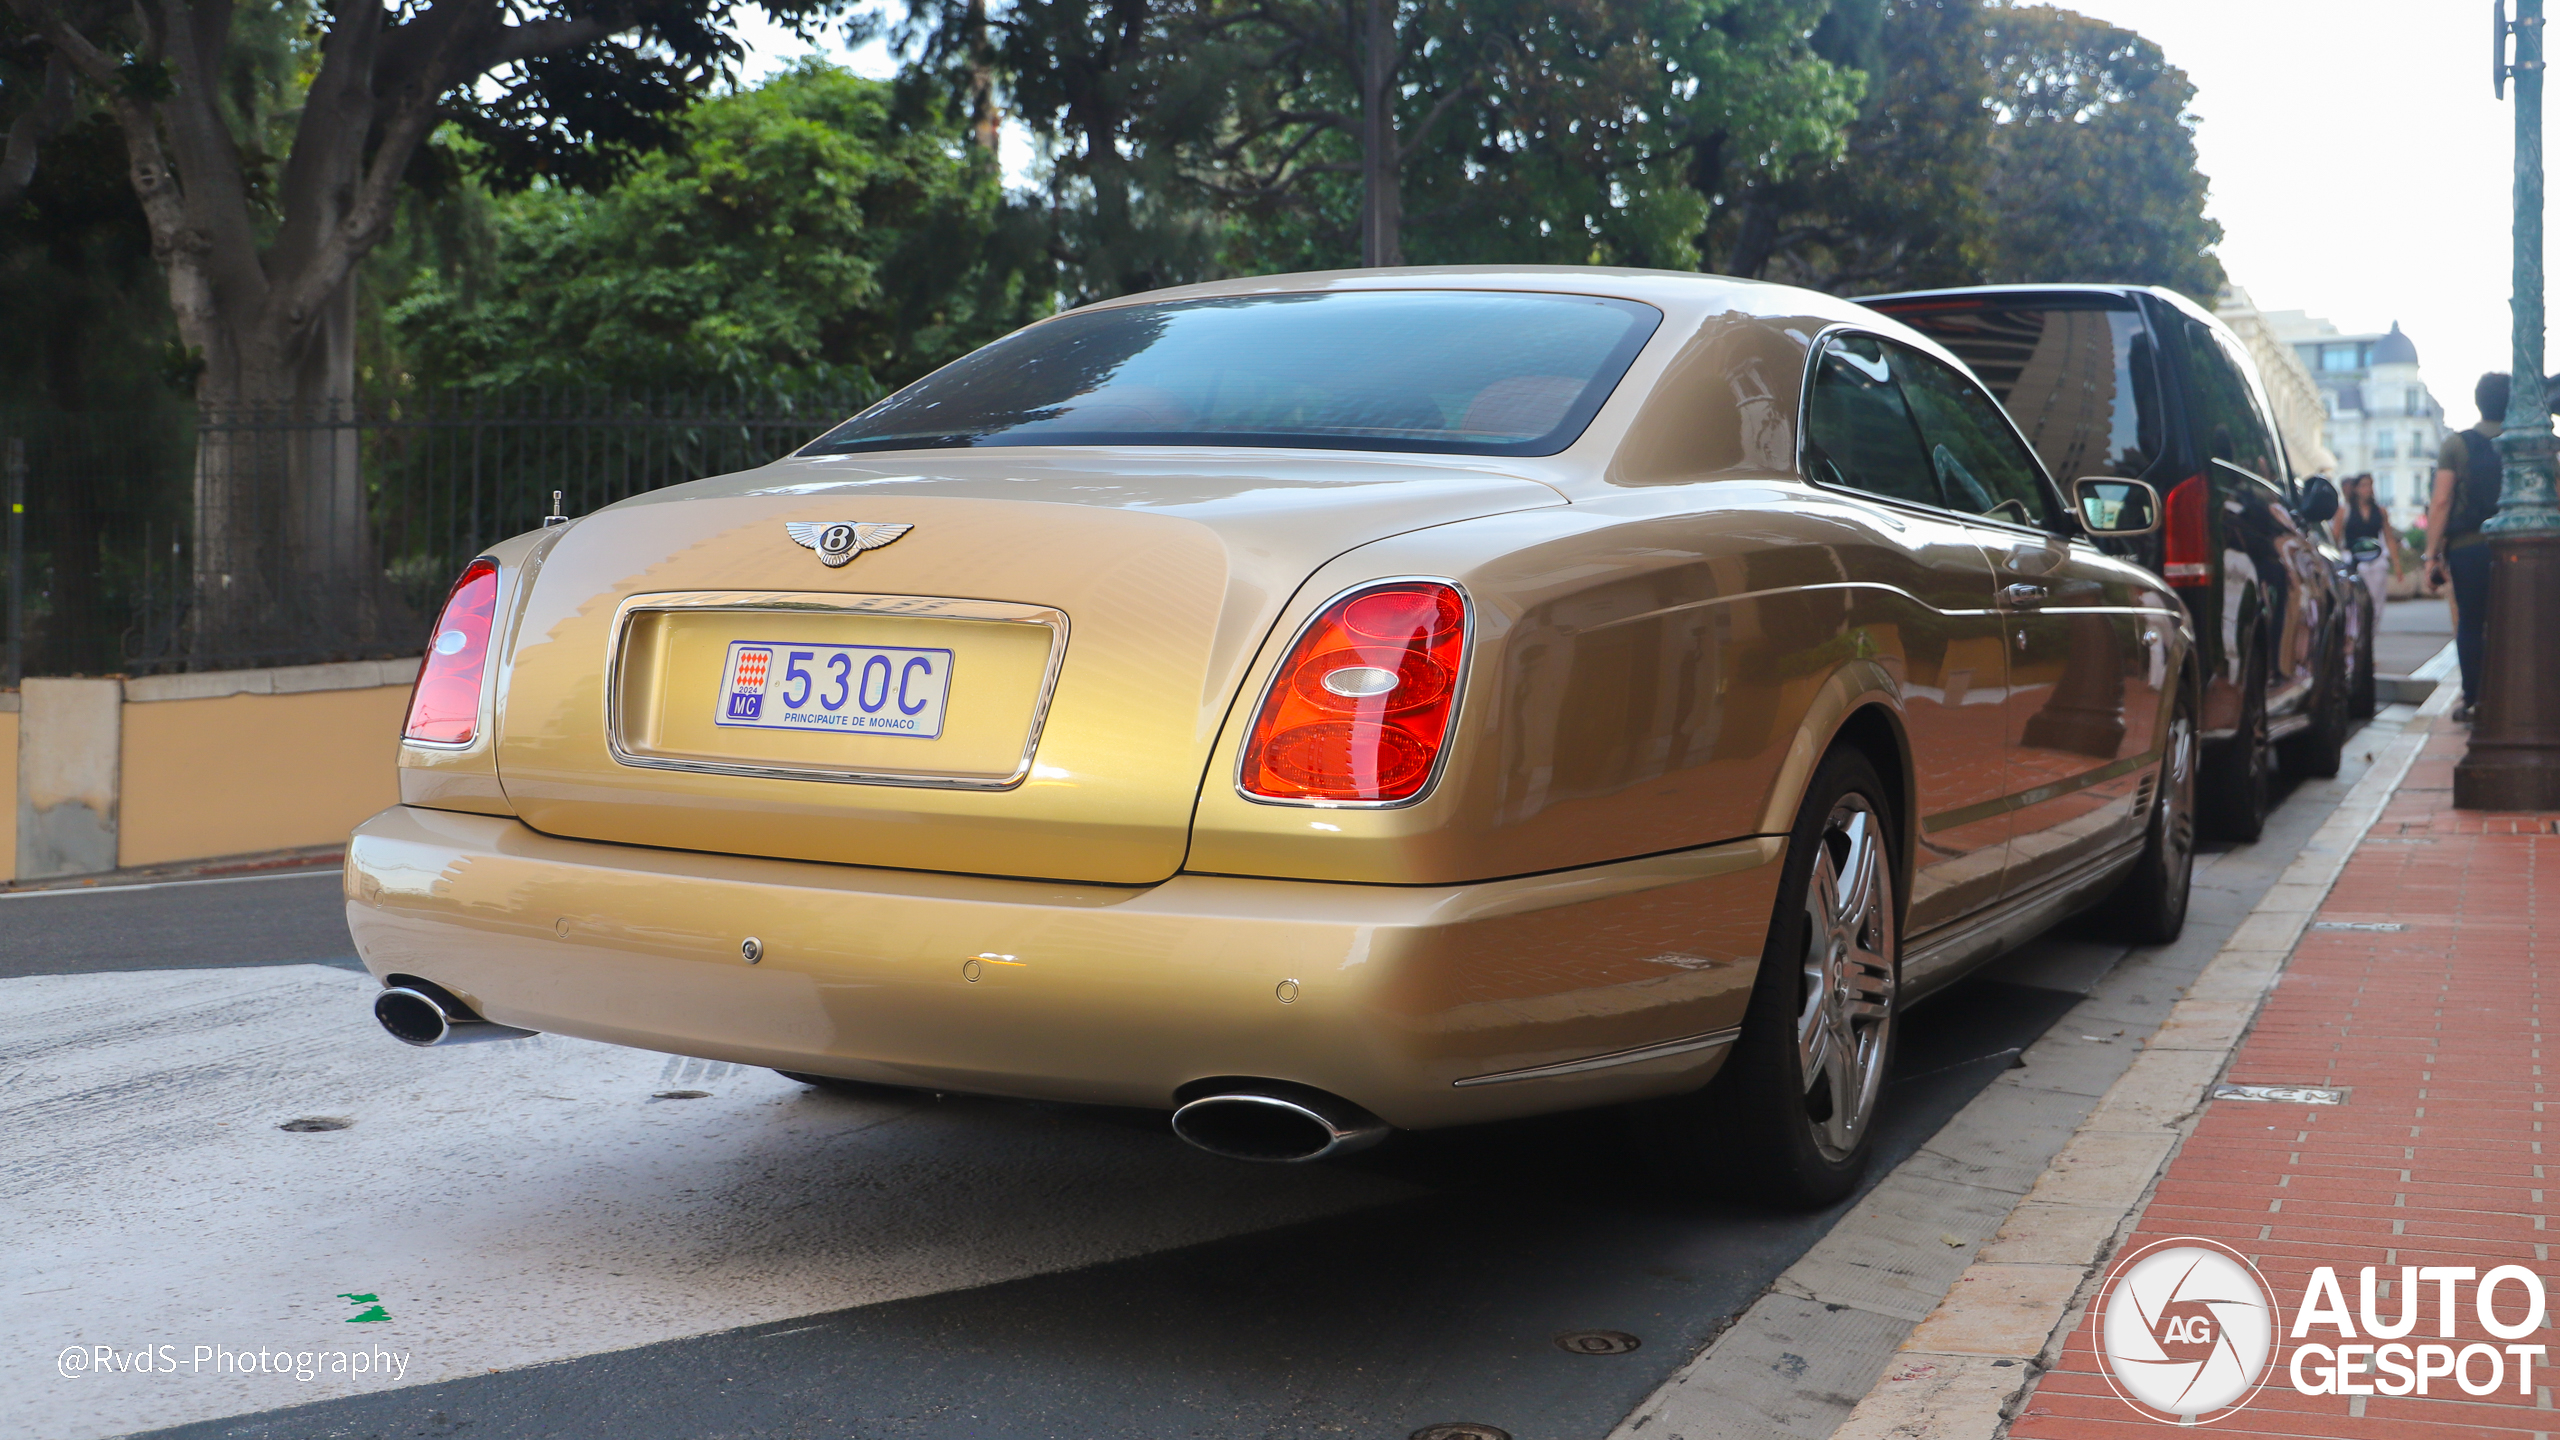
[{"x1": 730, "y1": 1, "x2": 2540, "y2": 418}]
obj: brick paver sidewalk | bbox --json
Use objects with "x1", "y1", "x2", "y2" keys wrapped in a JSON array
[{"x1": 2012, "y1": 715, "x2": 2557, "y2": 1438}]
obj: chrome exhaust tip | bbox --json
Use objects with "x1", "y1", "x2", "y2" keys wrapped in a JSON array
[
  {"x1": 373, "y1": 983, "x2": 536, "y2": 1047},
  {"x1": 1170, "y1": 1084, "x2": 1390, "y2": 1163}
]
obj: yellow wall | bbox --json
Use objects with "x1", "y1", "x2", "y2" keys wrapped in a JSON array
[
  {"x1": 0, "y1": 708, "x2": 17, "y2": 883},
  {"x1": 118, "y1": 685, "x2": 408, "y2": 869}
]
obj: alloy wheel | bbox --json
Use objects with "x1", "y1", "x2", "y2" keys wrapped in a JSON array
[{"x1": 1795, "y1": 796, "x2": 1897, "y2": 1163}]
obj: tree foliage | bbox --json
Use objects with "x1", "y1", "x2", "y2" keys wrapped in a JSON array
[
  {"x1": 958, "y1": 0, "x2": 1857, "y2": 297},
  {"x1": 1701, "y1": 0, "x2": 2222, "y2": 302},
  {"x1": 380, "y1": 63, "x2": 1047, "y2": 395}
]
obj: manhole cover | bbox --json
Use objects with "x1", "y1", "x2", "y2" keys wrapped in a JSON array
[
  {"x1": 278, "y1": 1117, "x2": 352, "y2": 1133},
  {"x1": 1555, "y1": 1329, "x2": 1642, "y2": 1355},
  {"x1": 1411, "y1": 1426, "x2": 1511, "y2": 1440},
  {"x1": 653, "y1": 1090, "x2": 711, "y2": 1100},
  {"x1": 2211, "y1": 1083, "x2": 2346, "y2": 1106}
]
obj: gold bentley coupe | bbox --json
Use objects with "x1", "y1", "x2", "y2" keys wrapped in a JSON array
[{"x1": 349, "y1": 267, "x2": 2195, "y2": 1206}]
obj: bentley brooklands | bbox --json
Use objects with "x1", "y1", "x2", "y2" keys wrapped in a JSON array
[{"x1": 347, "y1": 268, "x2": 2195, "y2": 1206}]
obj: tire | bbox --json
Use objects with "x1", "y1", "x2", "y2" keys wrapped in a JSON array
[
  {"x1": 2281, "y1": 638, "x2": 2349, "y2": 781},
  {"x1": 2095, "y1": 681, "x2": 2196, "y2": 945},
  {"x1": 1633, "y1": 748, "x2": 1898, "y2": 1209},
  {"x1": 2350, "y1": 593, "x2": 2378, "y2": 720},
  {"x1": 2199, "y1": 640, "x2": 2272, "y2": 843}
]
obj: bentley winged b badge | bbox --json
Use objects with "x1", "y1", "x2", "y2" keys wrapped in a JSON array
[{"x1": 786, "y1": 520, "x2": 913, "y2": 568}]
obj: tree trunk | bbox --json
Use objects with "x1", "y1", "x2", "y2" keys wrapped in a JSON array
[
  {"x1": 1357, "y1": 0, "x2": 1402, "y2": 267},
  {"x1": 964, "y1": 0, "x2": 1001, "y2": 155},
  {"x1": 1727, "y1": 193, "x2": 1782, "y2": 278},
  {"x1": 189, "y1": 270, "x2": 387, "y2": 667}
]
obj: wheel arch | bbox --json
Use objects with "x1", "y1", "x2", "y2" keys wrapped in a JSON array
[{"x1": 1758, "y1": 659, "x2": 1914, "y2": 923}]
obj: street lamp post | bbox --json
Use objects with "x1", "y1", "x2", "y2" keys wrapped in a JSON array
[{"x1": 2455, "y1": 0, "x2": 2560, "y2": 810}]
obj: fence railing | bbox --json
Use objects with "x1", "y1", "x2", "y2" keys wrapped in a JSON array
[{"x1": 1, "y1": 389, "x2": 871, "y2": 680}]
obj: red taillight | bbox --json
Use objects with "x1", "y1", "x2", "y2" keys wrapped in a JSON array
[
  {"x1": 2161, "y1": 474, "x2": 2210, "y2": 582},
  {"x1": 404, "y1": 559, "x2": 499, "y2": 745},
  {"x1": 1240, "y1": 582, "x2": 1469, "y2": 803}
]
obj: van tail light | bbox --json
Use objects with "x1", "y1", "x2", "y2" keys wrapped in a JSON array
[
  {"x1": 404, "y1": 558, "x2": 499, "y2": 745},
  {"x1": 2161, "y1": 474, "x2": 2210, "y2": 582},
  {"x1": 1240, "y1": 581, "x2": 1469, "y2": 803}
]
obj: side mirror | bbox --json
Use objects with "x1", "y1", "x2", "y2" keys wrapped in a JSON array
[
  {"x1": 2297, "y1": 475, "x2": 2340, "y2": 526},
  {"x1": 2072, "y1": 477, "x2": 2163, "y2": 537}
]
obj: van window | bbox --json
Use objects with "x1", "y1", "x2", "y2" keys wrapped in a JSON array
[
  {"x1": 2177, "y1": 320, "x2": 2287, "y2": 483},
  {"x1": 1803, "y1": 336, "x2": 1939, "y2": 507},
  {"x1": 1870, "y1": 299, "x2": 2163, "y2": 486}
]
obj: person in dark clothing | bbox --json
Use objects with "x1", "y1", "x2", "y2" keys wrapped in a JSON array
[
  {"x1": 2335, "y1": 473, "x2": 2401, "y2": 618},
  {"x1": 2427, "y1": 373, "x2": 2510, "y2": 723}
]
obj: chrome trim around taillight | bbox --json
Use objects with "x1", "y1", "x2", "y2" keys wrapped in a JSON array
[{"x1": 1231, "y1": 575, "x2": 1475, "y2": 811}]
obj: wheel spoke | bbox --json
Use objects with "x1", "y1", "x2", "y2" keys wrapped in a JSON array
[
  {"x1": 1820, "y1": 1014, "x2": 1859, "y2": 1150},
  {"x1": 1833, "y1": 811, "x2": 1877, "y2": 928},
  {"x1": 1799, "y1": 993, "x2": 1833, "y2": 1089},
  {"x1": 1808, "y1": 844, "x2": 1844, "y2": 934}
]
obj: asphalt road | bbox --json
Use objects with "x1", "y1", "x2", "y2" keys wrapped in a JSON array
[
  {"x1": 1, "y1": 733, "x2": 2390, "y2": 1440},
  {"x1": 0, "y1": 871, "x2": 356, "y2": 978}
]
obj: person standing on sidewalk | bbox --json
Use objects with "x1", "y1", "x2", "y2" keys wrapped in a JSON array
[
  {"x1": 2333, "y1": 473, "x2": 2401, "y2": 617},
  {"x1": 2426, "y1": 373, "x2": 2508, "y2": 722}
]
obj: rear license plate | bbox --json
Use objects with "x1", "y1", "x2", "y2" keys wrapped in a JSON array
[{"x1": 715, "y1": 640, "x2": 953, "y2": 739}]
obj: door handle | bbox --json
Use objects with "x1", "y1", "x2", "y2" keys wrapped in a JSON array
[{"x1": 2002, "y1": 583, "x2": 2049, "y2": 607}]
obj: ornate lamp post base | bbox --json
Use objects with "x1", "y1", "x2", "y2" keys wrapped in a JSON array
[
  {"x1": 2455, "y1": 532, "x2": 2560, "y2": 810},
  {"x1": 2460, "y1": 0, "x2": 2560, "y2": 810}
]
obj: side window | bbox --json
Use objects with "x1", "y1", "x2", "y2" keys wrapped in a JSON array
[
  {"x1": 2178, "y1": 321, "x2": 2284, "y2": 482},
  {"x1": 1893, "y1": 346, "x2": 2057, "y2": 528},
  {"x1": 1803, "y1": 335, "x2": 1938, "y2": 507}
]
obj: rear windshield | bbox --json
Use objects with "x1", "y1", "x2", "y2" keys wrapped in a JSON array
[
  {"x1": 1871, "y1": 299, "x2": 2165, "y2": 484},
  {"x1": 802, "y1": 290, "x2": 1662, "y2": 458}
]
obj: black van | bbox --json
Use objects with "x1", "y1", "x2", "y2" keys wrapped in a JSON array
[{"x1": 1863, "y1": 284, "x2": 2358, "y2": 842}]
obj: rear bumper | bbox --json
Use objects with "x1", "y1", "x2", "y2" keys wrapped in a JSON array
[{"x1": 343, "y1": 805, "x2": 1782, "y2": 1129}]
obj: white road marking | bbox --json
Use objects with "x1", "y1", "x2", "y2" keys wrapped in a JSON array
[{"x1": 1, "y1": 965, "x2": 1414, "y2": 1440}]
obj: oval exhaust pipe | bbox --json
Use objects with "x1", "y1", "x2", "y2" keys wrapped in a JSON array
[
  {"x1": 374, "y1": 984, "x2": 536, "y2": 1047},
  {"x1": 1170, "y1": 1085, "x2": 1390, "y2": 1163}
]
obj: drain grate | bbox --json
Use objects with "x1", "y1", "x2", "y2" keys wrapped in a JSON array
[
  {"x1": 1554, "y1": 1330, "x2": 1642, "y2": 1355},
  {"x1": 279, "y1": 1117, "x2": 352, "y2": 1133},
  {"x1": 652, "y1": 1089, "x2": 712, "y2": 1101},
  {"x1": 1411, "y1": 1427, "x2": 1512, "y2": 1440},
  {"x1": 2210, "y1": 1083, "x2": 2346, "y2": 1106}
]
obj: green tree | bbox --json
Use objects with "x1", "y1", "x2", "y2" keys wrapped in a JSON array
[
  {"x1": 938, "y1": 0, "x2": 1855, "y2": 293},
  {"x1": 1706, "y1": 0, "x2": 2221, "y2": 302},
  {"x1": 1977, "y1": 5, "x2": 2222, "y2": 298},
  {"x1": 382, "y1": 63, "x2": 1047, "y2": 395}
]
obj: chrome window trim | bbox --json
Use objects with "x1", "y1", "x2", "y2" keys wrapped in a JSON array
[
  {"x1": 1231, "y1": 575, "x2": 1476, "y2": 811},
  {"x1": 602, "y1": 590, "x2": 1070, "y2": 791}
]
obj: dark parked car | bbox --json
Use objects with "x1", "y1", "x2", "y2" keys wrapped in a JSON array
[{"x1": 1862, "y1": 284, "x2": 2359, "y2": 841}]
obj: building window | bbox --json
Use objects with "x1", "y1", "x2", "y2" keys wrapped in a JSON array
[
  {"x1": 2377, "y1": 431, "x2": 2398, "y2": 458},
  {"x1": 2406, "y1": 385, "x2": 2426, "y2": 414},
  {"x1": 2322, "y1": 346, "x2": 2358, "y2": 372}
]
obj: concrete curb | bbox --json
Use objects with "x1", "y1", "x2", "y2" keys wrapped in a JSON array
[{"x1": 1832, "y1": 682, "x2": 2457, "y2": 1439}]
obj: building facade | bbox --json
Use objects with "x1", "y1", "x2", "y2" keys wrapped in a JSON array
[
  {"x1": 2258, "y1": 308, "x2": 2449, "y2": 522},
  {"x1": 2217, "y1": 288, "x2": 2340, "y2": 484}
]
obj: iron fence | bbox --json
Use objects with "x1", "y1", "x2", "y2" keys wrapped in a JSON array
[{"x1": 1, "y1": 389, "x2": 872, "y2": 680}]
